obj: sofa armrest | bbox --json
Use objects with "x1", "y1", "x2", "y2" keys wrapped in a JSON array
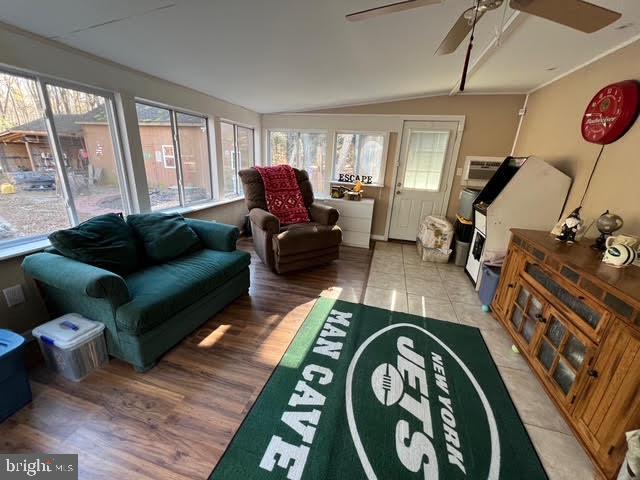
[
  {"x1": 186, "y1": 218, "x2": 239, "y2": 252},
  {"x1": 309, "y1": 203, "x2": 339, "y2": 226},
  {"x1": 22, "y1": 252, "x2": 130, "y2": 307},
  {"x1": 249, "y1": 208, "x2": 280, "y2": 234}
]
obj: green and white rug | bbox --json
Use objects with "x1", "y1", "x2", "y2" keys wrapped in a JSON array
[{"x1": 210, "y1": 298, "x2": 546, "y2": 479}]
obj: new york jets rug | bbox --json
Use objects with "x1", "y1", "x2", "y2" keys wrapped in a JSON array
[{"x1": 210, "y1": 298, "x2": 547, "y2": 480}]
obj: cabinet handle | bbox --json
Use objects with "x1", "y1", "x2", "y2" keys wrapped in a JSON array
[
  {"x1": 577, "y1": 295, "x2": 585, "y2": 300},
  {"x1": 535, "y1": 314, "x2": 546, "y2": 323},
  {"x1": 508, "y1": 283, "x2": 515, "y2": 289},
  {"x1": 588, "y1": 369, "x2": 598, "y2": 378}
]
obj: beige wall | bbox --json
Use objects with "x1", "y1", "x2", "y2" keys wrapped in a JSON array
[
  {"x1": 513, "y1": 40, "x2": 640, "y2": 236},
  {"x1": 314, "y1": 94, "x2": 525, "y2": 235}
]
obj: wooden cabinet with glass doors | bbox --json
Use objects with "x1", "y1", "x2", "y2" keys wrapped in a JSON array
[{"x1": 492, "y1": 229, "x2": 640, "y2": 479}]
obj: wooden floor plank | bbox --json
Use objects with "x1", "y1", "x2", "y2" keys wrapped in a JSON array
[{"x1": 0, "y1": 240, "x2": 371, "y2": 479}]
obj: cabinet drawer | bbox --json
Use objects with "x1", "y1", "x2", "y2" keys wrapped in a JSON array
[
  {"x1": 321, "y1": 199, "x2": 374, "y2": 218},
  {"x1": 337, "y1": 215, "x2": 372, "y2": 234},
  {"x1": 341, "y1": 230, "x2": 370, "y2": 248}
]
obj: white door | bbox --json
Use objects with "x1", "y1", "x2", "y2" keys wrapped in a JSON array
[{"x1": 389, "y1": 120, "x2": 460, "y2": 241}]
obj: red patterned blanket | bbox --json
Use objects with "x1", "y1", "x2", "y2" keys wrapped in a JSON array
[{"x1": 255, "y1": 165, "x2": 310, "y2": 225}]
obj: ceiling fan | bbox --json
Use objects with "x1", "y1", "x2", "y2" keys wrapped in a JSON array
[{"x1": 346, "y1": 0, "x2": 622, "y2": 91}]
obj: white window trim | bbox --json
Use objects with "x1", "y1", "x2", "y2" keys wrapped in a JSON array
[
  {"x1": 161, "y1": 144, "x2": 176, "y2": 168},
  {"x1": 265, "y1": 128, "x2": 387, "y2": 193},
  {"x1": 0, "y1": 195, "x2": 248, "y2": 261},
  {"x1": 266, "y1": 128, "x2": 329, "y2": 169},
  {"x1": 221, "y1": 120, "x2": 256, "y2": 198},
  {"x1": 135, "y1": 99, "x2": 214, "y2": 209},
  {"x1": 0, "y1": 65, "x2": 133, "y2": 255},
  {"x1": 332, "y1": 130, "x2": 389, "y2": 186}
]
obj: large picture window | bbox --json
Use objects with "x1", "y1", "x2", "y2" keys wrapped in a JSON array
[
  {"x1": 221, "y1": 121, "x2": 255, "y2": 197},
  {"x1": 0, "y1": 70, "x2": 128, "y2": 249},
  {"x1": 268, "y1": 130, "x2": 328, "y2": 195},
  {"x1": 333, "y1": 132, "x2": 386, "y2": 185},
  {"x1": 135, "y1": 102, "x2": 212, "y2": 210}
]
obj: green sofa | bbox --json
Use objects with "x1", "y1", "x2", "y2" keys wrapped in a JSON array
[{"x1": 22, "y1": 218, "x2": 250, "y2": 372}]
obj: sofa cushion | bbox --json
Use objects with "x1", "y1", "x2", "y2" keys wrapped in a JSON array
[
  {"x1": 127, "y1": 213, "x2": 201, "y2": 263},
  {"x1": 48, "y1": 213, "x2": 140, "y2": 275},
  {"x1": 116, "y1": 249, "x2": 250, "y2": 335}
]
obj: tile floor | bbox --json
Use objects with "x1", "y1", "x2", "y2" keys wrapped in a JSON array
[{"x1": 363, "y1": 241, "x2": 596, "y2": 480}]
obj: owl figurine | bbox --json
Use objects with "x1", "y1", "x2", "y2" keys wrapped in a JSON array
[{"x1": 556, "y1": 207, "x2": 583, "y2": 244}]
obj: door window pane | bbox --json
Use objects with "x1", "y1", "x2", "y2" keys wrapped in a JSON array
[
  {"x1": 522, "y1": 317, "x2": 537, "y2": 343},
  {"x1": 221, "y1": 122, "x2": 237, "y2": 197},
  {"x1": 538, "y1": 340, "x2": 556, "y2": 371},
  {"x1": 136, "y1": 103, "x2": 179, "y2": 211},
  {"x1": 403, "y1": 131, "x2": 450, "y2": 191},
  {"x1": 47, "y1": 84, "x2": 125, "y2": 222},
  {"x1": 517, "y1": 287, "x2": 530, "y2": 309},
  {"x1": 176, "y1": 113, "x2": 210, "y2": 204},
  {"x1": 553, "y1": 359, "x2": 576, "y2": 394},
  {"x1": 563, "y1": 335, "x2": 586, "y2": 370},
  {"x1": 528, "y1": 296, "x2": 543, "y2": 319},
  {"x1": 511, "y1": 307, "x2": 523, "y2": 330},
  {"x1": 547, "y1": 318, "x2": 566, "y2": 347},
  {"x1": 0, "y1": 73, "x2": 71, "y2": 244},
  {"x1": 334, "y1": 133, "x2": 385, "y2": 184}
]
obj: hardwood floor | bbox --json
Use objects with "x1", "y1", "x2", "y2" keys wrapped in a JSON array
[{"x1": 0, "y1": 239, "x2": 372, "y2": 479}]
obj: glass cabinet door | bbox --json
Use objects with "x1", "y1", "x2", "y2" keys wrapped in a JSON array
[
  {"x1": 508, "y1": 281, "x2": 546, "y2": 351},
  {"x1": 533, "y1": 305, "x2": 595, "y2": 410}
]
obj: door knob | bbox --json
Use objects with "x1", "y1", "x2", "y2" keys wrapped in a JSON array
[
  {"x1": 396, "y1": 190, "x2": 402, "y2": 195},
  {"x1": 397, "y1": 182, "x2": 402, "y2": 187}
]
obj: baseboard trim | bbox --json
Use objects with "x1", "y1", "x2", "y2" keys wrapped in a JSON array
[{"x1": 370, "y1": 234, "x2": 386, "y2": 241}]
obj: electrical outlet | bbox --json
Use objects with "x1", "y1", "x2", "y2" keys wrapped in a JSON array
[{"x1": 3, "y1": 284, "x2": 25, "y2": 307}]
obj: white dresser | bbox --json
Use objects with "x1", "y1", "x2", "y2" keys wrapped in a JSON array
[{"x1": 317, "y1": 198, "x2": 374, "y2": 249}]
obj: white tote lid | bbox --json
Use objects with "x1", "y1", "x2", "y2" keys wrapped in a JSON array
[{"x1": 32, "y1": 313, "x2": 105, "y2": 350}]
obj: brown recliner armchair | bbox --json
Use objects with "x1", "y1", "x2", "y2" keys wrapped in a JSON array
[{"x1": 239, "y1": 167, "x2": 342, "y2": 273}]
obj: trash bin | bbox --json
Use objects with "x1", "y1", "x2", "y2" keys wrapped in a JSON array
[
  {"x1": 0, "y1": 329, "x2": 32, "y2": 421},
  {"x1": 454, "y1": 240, "x2": 471, "y2": 266},
  {"x1": 32, "y1": 314, "x2": 108, "y2": 382},
  {"x1": 478, "y1": 265, "x2": 502, "y2": 311},
  {"x1": 454, "y1": 215, "x2": 474, "y2": 243}
]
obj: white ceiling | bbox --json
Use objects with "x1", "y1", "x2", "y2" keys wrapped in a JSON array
[{"x1": 1, "y1": 0, "x2": 639, "y2": 113}]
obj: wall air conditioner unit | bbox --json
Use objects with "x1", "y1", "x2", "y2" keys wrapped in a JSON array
[{"x1": 461, "y1": 156, "x2": 504, "y2": 188}]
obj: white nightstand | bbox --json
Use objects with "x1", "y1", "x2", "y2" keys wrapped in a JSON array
[{"x1": 317, "y1": 198, "x2": 374, "y2": 249}]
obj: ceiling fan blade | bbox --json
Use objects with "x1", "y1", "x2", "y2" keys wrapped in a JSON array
[
  {"x1": 436, "y1": 7, "x2": 485, "y2": 55},
  {"x1": 509, "y1": 0, "x2": 621, "y2": 33},
  {"x1": 346, "y1": 0, "x2": 441, "y2": 22}
]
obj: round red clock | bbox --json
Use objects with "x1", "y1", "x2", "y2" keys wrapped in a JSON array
[{"x1": 581, "y1": 80, "x2": 640, "y2": 144}]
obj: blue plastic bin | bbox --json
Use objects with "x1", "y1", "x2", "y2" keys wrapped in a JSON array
[
  {"x1": 0, "y1": 329, "x2": 32, "y2": 422},
  {"x1": 478, "y1": 265, "x2": 502, "y2": 311}
]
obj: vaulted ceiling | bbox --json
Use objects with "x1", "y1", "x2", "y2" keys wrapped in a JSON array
[{"x1": 2, "y1": 0, "x2": 640, "y2": 112}]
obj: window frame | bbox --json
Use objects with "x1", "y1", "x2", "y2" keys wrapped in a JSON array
[
  {"x1": 0, "y1": 65, "x2": 132, "y2": 251},
  {"x1": 266, "y1": 128, "x2": 388, "y2": 195},
  {"x1": 161, "y1": 144, "x2": 176, "y2": 169},
  {"x1": 135, "y1": 100, "x2": 214, "y2": 209},
  {"x1": 266, "y1": 128, "x2": 330, "y2": 195},
  {"x1": 220, "y1": 119, "x2": 255, "y2": 198},
  {"x1": 331, "y1": 130, "x2": 388, "y2": 187}
]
